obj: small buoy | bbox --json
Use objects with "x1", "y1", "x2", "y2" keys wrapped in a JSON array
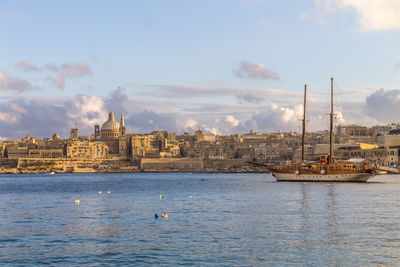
[
  {"x1": 188, "y1": 196, "x2": 193, "y2": 198},
  {"x1": 107, "y1": 191, "x2": 110, "y2": 194},
  {"x1": 75, "y1": 199, "x2": 80, "y2": 205},
  {"x1": 162, "y1": 213, "x2": 168, "y2": 219},
  {"x1": 155, "y1": 213, "x2": 158, "y2": 219},
  {"x1": 159, "y1": 194, "x2": 163, "y2": 199},
  {"x1": 98, "y1": 191, "x2": 102, "y2": 194},
  {"x1": 216, "y1": 187, "x2": 219, "y2": 189}
]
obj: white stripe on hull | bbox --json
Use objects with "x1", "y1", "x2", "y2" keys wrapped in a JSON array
[{"x1": 272, "y1": 172, "x2": 374, "y2": 182}]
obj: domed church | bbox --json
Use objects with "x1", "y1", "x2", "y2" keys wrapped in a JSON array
[
  {"x1": 94, "y1": 110, "x2": 127, "y2": 157},
  {"x1": 100, "y1": 110, "x2": 125, "y2": 138}
]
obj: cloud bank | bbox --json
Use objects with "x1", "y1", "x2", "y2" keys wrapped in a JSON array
[{"x1": 0, "y1": 83, "x2": 397, "y2": 139}]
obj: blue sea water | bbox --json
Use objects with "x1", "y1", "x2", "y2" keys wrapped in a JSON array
[{"x1": 0, "y1": 173, "x2": 399, "y2": 266}]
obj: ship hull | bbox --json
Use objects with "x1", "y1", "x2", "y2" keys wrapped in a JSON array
[{"x1": 272, "y1": 171, "x2": 374, "y2": 182}]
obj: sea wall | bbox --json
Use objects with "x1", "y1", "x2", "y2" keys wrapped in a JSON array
[
  {"x1": 140, "y1": 158, "x2": 248, "y2": 172},
  {"x1": 140, "y1": 158, "x2": 203, "y2": 171},
  {"x1": 0, "y1": 159, "x2": 18, "y2": 168},
  {"x1": 3, "y1": 157, "x2": 256, "y2": 174},
  {"x1": 203, "y1": 159, "x2": 246, "y2": 171},
  {"x1": 16, "y1": 157, "x2": 135, "y2": 172}
]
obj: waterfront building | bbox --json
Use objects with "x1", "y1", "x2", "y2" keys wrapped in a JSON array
[
  {"x1": 66, "y1": 141, "x2": 109, "y2": 158},
  {"x1": 28, "y1": 148, "x2": 63, "y2": 158},
  {"x1": 131, "y1": 131, "x2": 181, "y2": 159},
  {"x1": 131, "y1": 134, "x2": 158, "y2": 158},
  {"x1": 7, "y1": 145, "x2": 29, "y2": 159},
  {"x1": 0, "y1": 143, "x2": 6, "y2": 158}
]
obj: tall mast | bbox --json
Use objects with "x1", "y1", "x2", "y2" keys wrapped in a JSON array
[
  {"x1": 301, "y1": 84, "x2": 306, "y2": 163},
  {"x1": 329, "y1": 77, "x2": 334, "y2": 164}
]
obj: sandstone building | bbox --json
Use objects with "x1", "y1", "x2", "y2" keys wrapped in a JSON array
[{"x1": 93, "y1": 110, "x2": 128, "y2": 157}]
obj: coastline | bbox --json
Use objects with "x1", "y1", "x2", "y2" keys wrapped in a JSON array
[
  {"x1": 0, "y1": 157, "x2": 267, "y2": 174},
  {"x1": 0, "y1": 169, "x2": 268, "y2": 175}
]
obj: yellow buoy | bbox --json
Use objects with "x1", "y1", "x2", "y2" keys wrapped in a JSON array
[
  {"x1": 188, "y1": 196, "x2": 193, "y2": 198},
  {"x1": 216, "y1": 187, "x2": 219, "y2": 189},
  {"x1": 159, "y1": 194, "x2": 163, "y2": 199},
  {"x1": 75, "y1": 199, "x2": 80, "y2": 205},
  {"x1": 98, "y1": 191, "x2": 102, "y2": 194}
]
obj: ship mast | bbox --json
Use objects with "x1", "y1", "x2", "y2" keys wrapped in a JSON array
[
  {"x1": 301, "y1": 84, "x2": 306, "y2": 163},
  {"x1": 329, "y1": 77, "x2": 334, "y2": 164}
]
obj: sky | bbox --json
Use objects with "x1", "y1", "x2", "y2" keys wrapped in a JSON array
[{"x1": 2, "y1": 0, "x2": 400, "y2": 139}]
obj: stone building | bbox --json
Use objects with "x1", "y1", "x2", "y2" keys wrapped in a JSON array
[
  {"x1": 131, "y1": 131, "x2": 180, "y2": 159},
  {"x1": 93, "y1": 110, "x2": 128, "y2": 157},
  {"x1": 66, "y1": 141, "x2": 109, "y2": 158}
]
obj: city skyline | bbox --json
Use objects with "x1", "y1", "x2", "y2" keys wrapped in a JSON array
[{"x1": 2, "y1": 0, "x2": 400, "y2": 138}]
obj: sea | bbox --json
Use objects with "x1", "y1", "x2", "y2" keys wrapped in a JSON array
[{"x1": 0, "y1": 173, "x2": 399, "y2": 266}]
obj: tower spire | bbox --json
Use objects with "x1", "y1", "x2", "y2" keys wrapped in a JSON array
[{"x1": 120, "y1": 112, "x2": 125, "y2": 128}]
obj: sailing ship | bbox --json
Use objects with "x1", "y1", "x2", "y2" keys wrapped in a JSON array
[{"x1": 270, "y1": 78, "x2": 375, "y2": 182}]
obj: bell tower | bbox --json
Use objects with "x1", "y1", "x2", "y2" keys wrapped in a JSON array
[
  {"x1": 119, "y1": 112, "x2": 126, "y2": 136},
  {"x1": 118, "y1": 112, "x2": 127, "y2": 157}
]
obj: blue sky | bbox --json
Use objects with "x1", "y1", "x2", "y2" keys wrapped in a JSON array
[{"x1": 1, "y1": 0, "x2": 400, "y2": 138}]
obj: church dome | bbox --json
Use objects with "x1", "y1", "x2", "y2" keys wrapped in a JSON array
[
  {"x1": 52, "y1": 133, "x2": 60, "y2": 140},
  {"x1": 101, "y1": 111, "x2": 120, "y2": 131}
]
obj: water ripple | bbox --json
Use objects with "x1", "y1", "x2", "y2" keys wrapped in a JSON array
[{"x1": 0, "y1": 173, "x2": 399, "y2": 265}]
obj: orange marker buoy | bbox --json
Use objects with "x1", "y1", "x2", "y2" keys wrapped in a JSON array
[{"x1": 75, "y1": 199, "x2": 80, "y2": 205}]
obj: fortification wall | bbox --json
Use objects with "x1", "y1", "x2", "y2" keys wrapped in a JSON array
[
  {"x1": 140, "y1": 158, "x2": 203, "y2": 171},
  {"x1": 203, "y1": 159, "x2": 246, "y2": 170},
  {"x1": 17, "y1": 158, "x2": 135, "y2": 170},
  {"x1": 0, "y1": 159, "x2": 18, "y2": 168}
]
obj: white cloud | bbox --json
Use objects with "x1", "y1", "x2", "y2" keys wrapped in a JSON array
[
  {"x1": 340, "y1": 0, "x2": 400, "y2": 31},
  {"x1": 233, "y1": 61, "x2": 279, "y2": 80},
  {"x1": 224, "y1": 115, "x2": 239, "y2": 127},
  {"x1": 309, "y1": 0, "x2": 400, "y2": 31},
  {"x1": 243, "y1": 104, "x2": 303, "y2": 133},
  {"x1": 66, "y1": 95, "x2": 106, "y2": 128},
  {"x1": 178, "y1": 118, "x2": 198, "y2": 130}
]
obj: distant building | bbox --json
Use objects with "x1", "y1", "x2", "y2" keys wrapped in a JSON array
[
  {"x1": 70, "y1": 128, "x2": 78, "y2": 139},
  {"x1": 66, "y1": 141, "x2": 109, "y2": 158},
  {"x1": 93, "y1": 110, "x2": 128, "y2": 157}
]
